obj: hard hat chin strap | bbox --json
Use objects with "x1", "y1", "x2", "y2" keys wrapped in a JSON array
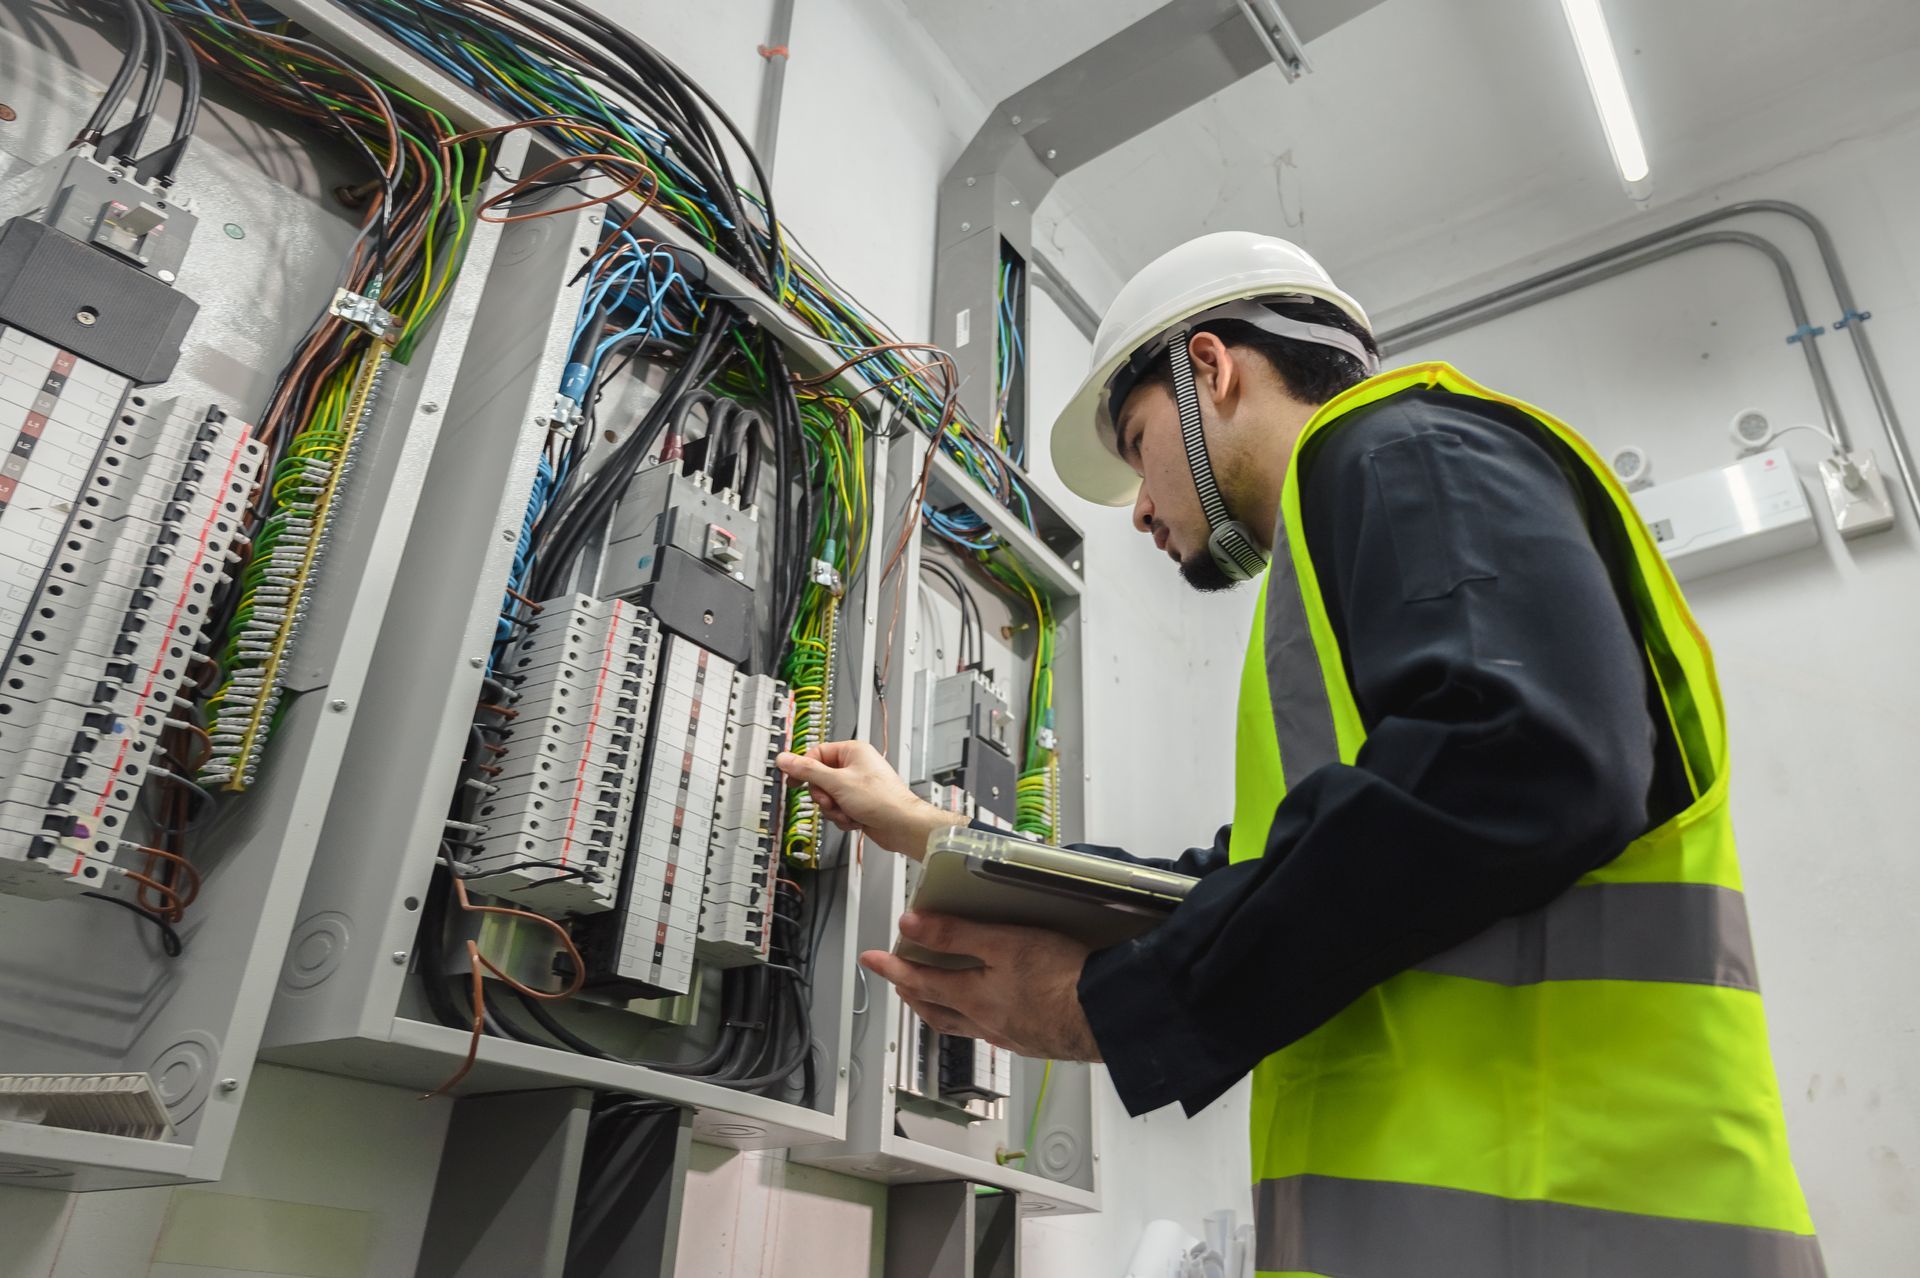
[{"x1": 1167, "y1": 334, "x2": 1270, "y2": 582}]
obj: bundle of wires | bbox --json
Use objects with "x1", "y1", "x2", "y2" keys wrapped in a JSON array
[
  {"x1": 993, "y1": 255, "x2": 1026, "y2": 463},
  {"x1": 757, "y1": 389, "x2": 870, "y2": 866},
  {"x1": 331, "y1": 0, "x2": 1033, "y2": 535},
  {"x1": 976, "y1": 555, "x2": 1060, "y2": 843},
  {"x1": 151, "y1": 0, "x2": 488, "y2": 792},
  {"x1": 75, "y1": 0, "x2": 201, "y2": 185}
]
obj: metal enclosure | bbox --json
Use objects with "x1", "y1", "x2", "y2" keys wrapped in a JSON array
[
  {"x1": 0, "y1": 0, "x2": 1106, "y2": 1218},
  {"x1": 0, "y1": 4, "x2": 515, "y2": 1189},
  {"x1": 795, "y1": 430, "x2": 1100, "y2": 1215}
]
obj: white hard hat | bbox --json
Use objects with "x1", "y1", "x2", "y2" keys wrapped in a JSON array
[{"x1": 1050, "y1": 231, "x2": 1373, "y2": 507}]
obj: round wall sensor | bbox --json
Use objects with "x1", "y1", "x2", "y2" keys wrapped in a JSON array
[
  {"x1": 1730, "y1": 407, "x2": 1772, "y2": 453},
  {"x1": 1611, "y1": 445, "x2": 1653, "y2": 491}
]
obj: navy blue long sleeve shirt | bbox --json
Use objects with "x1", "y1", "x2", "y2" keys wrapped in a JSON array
[{"x1": 1070, "y1": 388, "x2": 1693, "y2": 1117}]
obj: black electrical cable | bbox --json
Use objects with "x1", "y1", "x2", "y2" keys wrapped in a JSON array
[
  {"x1": 78, "y1": 0, "x2": 148, "y2": 142},
  {"x1": 111, "y1": 0, "x2": 168, "y2": 160},
  {"x1": 133, "y1": 11, "x2": 202, "y2": 185},
  {"x1": 920, "y1": 560, "x2": 982, "y2": 670},
  {"x1": 84, "y1": 891, "x2": 183, "y2": 957},
  {"x1": 163, "y1": 14, "x2": 202, "y2": 146},
  {"x1": 738, "y1": 416, "x2": 763, "y2": 509},
  {"x1": 528, "y1": 315, "x2": 735, "y2": 600}
]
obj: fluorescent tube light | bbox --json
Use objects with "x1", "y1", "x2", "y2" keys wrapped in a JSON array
[{"x1": 1560, "y1": 0, "x2": 1651, "y2": 198}]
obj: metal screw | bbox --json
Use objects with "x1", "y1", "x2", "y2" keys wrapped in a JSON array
[
  {"x1": 960, "y1": 221, "x2": 971, "y2": 232},
  {"x1": 218, "y1": 1078, "x2": 239, "y2": 1093},
  {"x1": 1010, "y1": 198, "x2": 1021, "y2": 207},
  {"x1": 889, "y1": 1041, "x2": 898, "y2": 1052},
  {"x1": 421, "y1": 401, "x2": 440, "y2": 414},
  {"x1": 0, "y1": 103, "x2": 15, "y2": 123},
  {"x1": 391, "y1": 951, "x2": 409, "y2": 965},
  {"x1": 74, "y1": 308, "x2": 98, "y2": 327},
  {"x1": 888, "y1": 1084, "x2": 897, "y2": 1093},
  {"x1": 1011, "y1": 114, "x2": 1022, "y2": 125},
  {"x1": 501, "y1": 529, "x2": 516, "y2": 542},
  {"x1": 839, "y1": 1066, "x2": 848, "y2": 1078},
  {"x1": 223, "y1": 222, "x2": 245, "y2": 240},
  {"x1": 470, "y1": 656, "x2": 485, "y2": 668},
  {"x1": 965, "y1": 176, "x2": 976, "y2": 187},
  {"x1": 1047, "y1": 148, "x2": 1058, "y2": 160},
  {"x1": 156, "y1": 269, "x2": 176, "y2": 284},
  {"x1": 533, "y1": 415, "x2": 549, "y2": 427},
  {"x1": 329, "y1": 698, "x2": 348, "y2": 711}
]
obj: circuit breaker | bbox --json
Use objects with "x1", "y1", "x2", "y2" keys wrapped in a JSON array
[{"x1": 915, "y1": 669, "x2": 1017, "y2": 825}]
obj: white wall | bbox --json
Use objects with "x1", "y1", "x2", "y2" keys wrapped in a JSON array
[{"x1": 1381, "y1": 117, "x2": 1920, "y2": 1275}]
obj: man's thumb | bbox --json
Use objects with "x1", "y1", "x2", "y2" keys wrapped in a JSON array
[{"x1": 776, "y1": 751, "x2": 832, "y2": 788}]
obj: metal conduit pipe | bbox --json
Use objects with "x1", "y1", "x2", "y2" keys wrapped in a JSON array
[
  {"x1": 1375, "y1": 199, "x2": 1918, "y2": 515},
  {"x1": 1030, "y1": 247, "x2": 1104, "y2": 342},
  {"x1": 1380, "y1": 229, "x2": 1852, "y2": 451}
]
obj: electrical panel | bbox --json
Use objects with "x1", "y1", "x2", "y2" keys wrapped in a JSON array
[
  {"x1": 1, "y1": 0, "x2": 1102, "y2": 1220},
  {"x1": 0, "y1": 0, "x2": 504, "y2": 1191}
]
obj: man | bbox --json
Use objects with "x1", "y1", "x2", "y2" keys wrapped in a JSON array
[{"x1": 776, "y1": 232, "x2": 1821, "y2": 1276}]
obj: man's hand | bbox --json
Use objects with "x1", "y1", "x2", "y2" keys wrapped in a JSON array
[
  {"x1": 859, "y1": 912, "x2": 1102, "y2": 1063},
  {"x1": 775, "y1": 741, "x2": 963, "y2": 859}
]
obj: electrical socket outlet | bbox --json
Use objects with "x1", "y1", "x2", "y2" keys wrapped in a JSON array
[{"x1": 1818, "y1": 450, "x2": 1897, "y2": 539}]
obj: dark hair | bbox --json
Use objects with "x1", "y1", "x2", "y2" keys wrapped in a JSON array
[{"x1": 1132, "y1": 297, "x2": 1378, "y2": 408}]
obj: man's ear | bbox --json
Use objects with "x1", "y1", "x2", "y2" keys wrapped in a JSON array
[{"x1": 1188, "y1": 331, "x2": 1240, "y2": 415}]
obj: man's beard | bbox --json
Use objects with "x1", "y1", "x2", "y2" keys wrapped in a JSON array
[{"x1": 1179, "y1": 546, "x2": 1240, "y2": 593}]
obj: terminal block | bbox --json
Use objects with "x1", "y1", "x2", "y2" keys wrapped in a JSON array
[
  {"x1": 939, "y1": 1034, "x2": 1013, "y2": 1103},
  {"x1": 577, "y1": 635, "x2": 733, "y2": 997},
  {"x1": 698, "y1": 672, "x2": 790, "y2": 968},
  {"x1": 466, "y1": 596, "x2": 660, "y2": 915},
  {"x1": 894, "y1": 992, "x2": 1007, "y2": 1126},
  {"x1": 0, "y1": 330, "x2": 261, "y2": 900}
]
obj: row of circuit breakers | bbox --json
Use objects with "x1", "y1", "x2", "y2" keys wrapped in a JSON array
[
  {"x1": 473, "y1": 596, "x2": 787, "y2": 987},
  {"x1": 0, "y1": 313, "x2": 789, "y2": 988},
  {"x1": 0, "y1": 329, "x2": 256, "y2": 901}
]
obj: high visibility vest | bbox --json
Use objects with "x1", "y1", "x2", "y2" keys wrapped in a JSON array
[{"x1": 1230, "y1": 363, "x2": 1822, "y2": 1278}]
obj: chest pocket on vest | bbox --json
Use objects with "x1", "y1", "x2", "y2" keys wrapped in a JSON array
[{"x1": 1367, "y1": 431, "x2": 1500, "y2": 602}]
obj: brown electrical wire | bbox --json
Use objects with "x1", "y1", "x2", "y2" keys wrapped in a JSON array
[
  {"x1": 475, "y1": 151, "x2": 657, "y2": 226},
  {"x1": 422, "y1": 950, "x2": 488, "y2": 1099},
  {"x1": 422, "y1": 876, "x2": 589, "y2": 1098}
]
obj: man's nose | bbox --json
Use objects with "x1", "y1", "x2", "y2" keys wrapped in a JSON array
[{"x1": 1131, "y1": 487, "x2": 1154, "y2": 535}]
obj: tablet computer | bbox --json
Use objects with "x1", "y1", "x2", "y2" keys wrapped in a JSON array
[{"x1": 894, "y1": 826, "x2": 1198, "y2": 970}]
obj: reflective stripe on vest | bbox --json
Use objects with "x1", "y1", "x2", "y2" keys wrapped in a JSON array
[
  {"x1": 1229, "y1": 362, "x2": 1819, "y2": 1276},
  {"x1": 1254, "y1": 1175, "x2": 1828, "y2": 1278}
]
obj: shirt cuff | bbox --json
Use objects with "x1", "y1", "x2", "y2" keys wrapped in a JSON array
[{"x1": 1077, "y1": 935, "x2": 1235, "y2": 1118}]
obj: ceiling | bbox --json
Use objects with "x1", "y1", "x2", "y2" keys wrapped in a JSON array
[{"x1": 897, "y1": 0, "x2": 1920, "y2": 314}]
